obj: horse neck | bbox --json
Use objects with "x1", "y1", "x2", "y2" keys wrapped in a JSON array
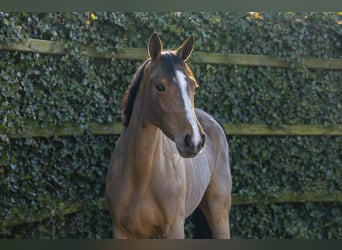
[{"x1": 122, "y1": 85, "x2": 162, "y2": 188}]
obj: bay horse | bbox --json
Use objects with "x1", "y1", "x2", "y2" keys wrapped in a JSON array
[{"x1": 105, "y1": 33, "x2": 232, "y2": 239}]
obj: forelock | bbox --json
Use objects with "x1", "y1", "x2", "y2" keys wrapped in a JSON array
[{"x1": 160, "y1": 51, "x2": 184, "y2": 80}]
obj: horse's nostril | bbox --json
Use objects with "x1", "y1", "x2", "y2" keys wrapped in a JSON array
[{"x1": 184, "y1": 134, "x2": 193, "y2": 148}]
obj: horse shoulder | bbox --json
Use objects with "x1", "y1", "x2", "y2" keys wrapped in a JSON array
[{"x1": 195, "y1": 108, "x2": 232, "y2": 192}]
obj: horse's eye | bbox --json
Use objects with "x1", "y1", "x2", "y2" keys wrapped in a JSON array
[{"x1": 155, "y1": 83, "x2": 165, "y2": 92}]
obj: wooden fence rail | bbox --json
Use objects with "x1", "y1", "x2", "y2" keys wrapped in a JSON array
[
  {"x1": 2, "y1": 122, "x2": 342, "y2": 138},
  {"x1": 2, "y1": 192, "x2": 342, "y2": 228},
  {"x1": 2, "y1": 38, "x2": 342, "y2": 69}
]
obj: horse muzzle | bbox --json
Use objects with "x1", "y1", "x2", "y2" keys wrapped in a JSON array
[{"x1": 175, "y1": 133, "x2": 206, "y2": 158}]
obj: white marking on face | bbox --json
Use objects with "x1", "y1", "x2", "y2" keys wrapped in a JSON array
[{"x1": 175, "y1": 70, "x2": 201, "y2": 146}]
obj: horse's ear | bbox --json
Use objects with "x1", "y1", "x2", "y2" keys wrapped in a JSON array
[
  {"x1": 176, "y1": 35, "x2": 194, "y2": 62},
  {"x1": 148, "y1": 32, "x2": 162, "y2": 61}
]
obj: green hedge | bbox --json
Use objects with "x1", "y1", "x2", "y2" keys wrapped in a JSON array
[{"x1": 0, "y1": 12, "x2": 341, "y2": 238}]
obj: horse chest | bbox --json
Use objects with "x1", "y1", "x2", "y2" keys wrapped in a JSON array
[{"x1": 112, "y1": 187, "x2": 181, "y2": 238}]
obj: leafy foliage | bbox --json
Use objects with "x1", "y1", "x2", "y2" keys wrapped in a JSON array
[{"x1": 0, "y1": 12, "x2": 341, "y2": 238}]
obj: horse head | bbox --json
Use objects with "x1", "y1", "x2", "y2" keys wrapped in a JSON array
[{"x1": 144, "y1": 33, "x2": 206, "y2": 158}]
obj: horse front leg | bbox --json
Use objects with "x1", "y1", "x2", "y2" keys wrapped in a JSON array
[
  {"x1": 200, "y1": 194, "x2": 231, "y2": 239},
  {"x1": 112, "y1": 224, "x2": 132, "y2": 239},
  {"x1": 163, "y1": 219, "x2": 185, "y2": 239},
  {"x1": 199, "y1": 183, "x2": 232, "y2": 239}
]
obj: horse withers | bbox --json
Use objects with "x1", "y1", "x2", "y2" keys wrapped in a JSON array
[{"x1": 105, "y1": 33, "x2": 232, "y2": 239}]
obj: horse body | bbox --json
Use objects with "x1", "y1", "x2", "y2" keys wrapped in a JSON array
[{"x1": 105, "y1": 33, "x2": 231, "y2": 239}]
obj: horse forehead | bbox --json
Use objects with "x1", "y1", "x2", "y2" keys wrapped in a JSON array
[{"x1": 149, "y1": 52, "x2": 188, "y2": 80}]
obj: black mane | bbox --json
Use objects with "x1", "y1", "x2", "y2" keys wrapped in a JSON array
[{"x1": 122, "y1": 59, "x2": 150, "y2": 127}]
